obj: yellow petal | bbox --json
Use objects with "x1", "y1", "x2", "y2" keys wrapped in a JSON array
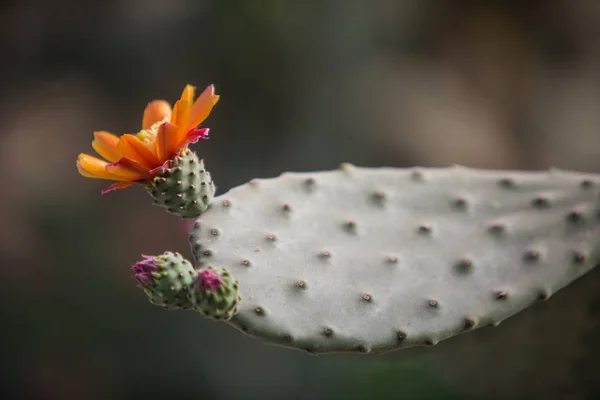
[
  {"x1": 116, "y1": 134, "x2": 160, "y2": 169},
  {"x1": 77, "y1": 154, "x2": 141, "y2": 181},
  {"x1": 91, "y1": 131, "x2": 120, "y2": 163},
  {"x1": 142, "y1": 100, "x2": 172, "y2": 130},
  {"x1": 186, "y1": 85, "x2": 219, "y2": 132}
]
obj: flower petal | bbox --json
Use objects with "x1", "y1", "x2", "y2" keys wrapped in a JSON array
[
  {"x1": 142, "y1": 100, "x2": 172, "y2": 130},
  {"x1": 117, "y1": 134, "x2": 160, "y2": 168},
  {"x1": 186, "y1": 85, "x2": 219, "y2": 131},
  {"x1": 169, "y1": 84, "x2": 194, "y2": 127},
  {"x1": 149, "y1": 160, "x2": 170, "y2": 176},
  {"x1": 168, "y1": 100, "x2": 191, "y2": 152},
  {"x1": 184, "y1": 128, "x2": 210, "y2": 145},
  {"x1": 106, "y1": 157, "x2": 151, "y2": 180},
  {"x1": 91, "y1": 131, "x2": 120, "y2": 162},
  {"x1": 180, "y1": 84, "x2": 195, "y2": 105},
  {"x1": 77, "y1": 155, "x2": 106, "y2": 178},
  {"x1": 155, "y1": 122, "x2": 179, "y2": 162},
  {"x1": 77, "y1": 154, "x2": 142, "y2": 181},
  {"x1": 170, "y1": 100, "x2": 191, "y2": 130},
  {"x1": 101, "y1": 181, "x2": 135, "y2": 195}
]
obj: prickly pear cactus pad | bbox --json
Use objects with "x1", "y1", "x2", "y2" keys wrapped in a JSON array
[{"x1": 189, "y1": 165, "x2": 600, "y2": 354}]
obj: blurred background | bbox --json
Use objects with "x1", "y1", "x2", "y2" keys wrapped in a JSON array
[{"x1": 2, "y1": 0, "x2": 600, "y2": 399}]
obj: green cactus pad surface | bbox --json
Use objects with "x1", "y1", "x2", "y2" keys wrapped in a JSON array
[
  {"x1": 146, "y1": 148, "x2": 215, "y2": 218},
  {"x1": 135, "y1": 251, "x2": 196, "y2": 310},
  {"x1": 190, "y1": 266, "x2": 241, "y2": 320},
  {"x1": 189, "y1": 165, "x2": 600, "y2": 354}
]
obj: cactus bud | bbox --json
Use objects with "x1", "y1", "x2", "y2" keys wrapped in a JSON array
[
  {"x1": 132, "y1": 255, "x2": 159, "y2": 287},
  {"x1": 190, "y1": 267, "x2": 240, "y2": 320},
  {"x1": 197, "y1": 269, "x2": 224, "y2": 291},
  {"x1": 131, "y1": 252, "x2": 196, "y2": 310}
]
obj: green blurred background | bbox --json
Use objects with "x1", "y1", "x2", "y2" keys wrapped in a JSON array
[{"x1": 2, "y1": 0, "x2": 600, "y2": 399}]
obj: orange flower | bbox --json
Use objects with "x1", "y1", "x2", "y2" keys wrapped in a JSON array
[{"x1": 77, "y1": 84, "x2": 219, "y2": 194}]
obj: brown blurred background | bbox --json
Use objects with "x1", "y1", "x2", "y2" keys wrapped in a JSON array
[{"x1": 2, "y1": 0, "x2": 600, "y2": 399}]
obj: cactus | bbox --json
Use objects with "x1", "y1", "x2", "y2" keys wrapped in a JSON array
[
  {"x1": 146, "y1": 148, "x2": 215, "y2": 218},
  {"x1": 132, "y1": 251, "x2": 196, "y2": 309},
  {"x1": 131, "y1": 252, "x2": 241, "y2": 317},
  {"x1": 190, "y1": 266, "x2": 241, "y2": 320},
  {"x1": 187, "y1": 165, "x2": 600, "y2": 354},
  {"x1": 76, "y1": 84, "x2": 600, "y2": 356}
]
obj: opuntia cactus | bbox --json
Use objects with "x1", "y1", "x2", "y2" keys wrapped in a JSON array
[{"x1": 77, "y1": 84, "x2": 600, "y2": 356}]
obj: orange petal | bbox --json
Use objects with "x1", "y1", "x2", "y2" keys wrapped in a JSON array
[
  {"x1": 155, "y1": 122, "x2": 179, "y2": 162},
  {"x1": 116, "y1": 134, "x2": 160, "y2": 168},
  {"x1": 169, "y1": 84, "x2": 193, "y2": 127},
  {"x1": 168, "y1": 100, "x2": 191, "y2": 151},
  {"x1": 170, "y1": 99, "x2": 191, "y2": 129},
  {"x1": 180, "y1": 84, "x2": 195, "y2": 105},
  {"x1": 91, "y1": 131, "x2": 120, "y2": 162},
  {"x1": 101, "y1": 181, "x2": 135, "y2": 195},
  {"x1": 186, "y1": 85, "x2": 219, "y2": 132},
  {"x1": 77, "y1": 154, "x2": 142, "y2": 181},
  {"x1": 106, "y1": 157, "x2": 151, "y2": 180},
  {"x1": 77, "y1": 156, "x2": 104, "y2": 178},
  {"x1": 142, "y1": 100, "x2": 172, "y2": 130}
]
